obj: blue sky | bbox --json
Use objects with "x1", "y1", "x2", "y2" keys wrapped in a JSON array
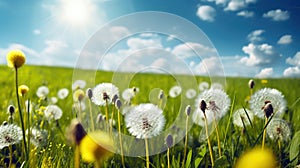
[{"x1": 0, "y1": 0, "x2": 299, "y2": 77}]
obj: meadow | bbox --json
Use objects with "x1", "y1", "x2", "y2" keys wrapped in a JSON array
[{"x1": 0, "y1": 64, "x2": 299, "y2": 168}]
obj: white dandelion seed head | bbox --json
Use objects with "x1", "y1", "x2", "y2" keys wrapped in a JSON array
[
  {"x1": 169, "y1": 85, "x2": 182, "y2": 98},
  {"x1": 57, "y1": 88, "x2": 69, "y2": 99},
  {"x1": 185, "y1": 89, "x2": 197, "y2": 99},
  {"x1": 250, "y1": 88, "x2": 286, "y2": 119},
  {"x1": 36, "y1": 86, "x2": 49, "y2": 98},
  {"x1": 198, "y1": 82, "x2": 209, "y2": 91},
  {"x1": 122, "y1": 88, "x2": 136, "y2": 102},
  {"x1": 91, "y1": 83, "x2": 119, "y2": 106},
  {"x1": 72, "y1": 80, "x2": 86, "y2": 90},
  {"x1": 210, "y1": 83, "x2": 224, "y2": 90},
  {"x1": 50, "y1": 97, "x2": 58, "y2": 104},
  {"x1": 26, "y1": 128, "x2": 48, "y2": 147},
  {"x1": 194, "y1": 89, "x2": 231, "y2": 119},
  {"x1": 267, "y1": 118, "x2": 291, "y2": 142},
  {"x1": 125, "y1": 103, "x2": 165, "y2": 139},
  {"x1": 44, "y1": 105, "x2": 63, "y2": 120},
  {"x1": 233, "y1": 108, "x2": 254, "y2": 127},
  {"x1": 0, "y1": 124, "x2": 22, "y2": 149}
]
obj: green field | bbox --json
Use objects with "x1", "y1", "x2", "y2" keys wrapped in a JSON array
[{"x1": 0, "y1": 65, "x2": 299, "y2": 167}]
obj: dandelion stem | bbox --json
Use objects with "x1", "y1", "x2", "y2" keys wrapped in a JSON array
[
  {"x1": 204, "y1": 114, "x2": 214, "y2": 167},
  {"x1": 262, "y1": 117, "x2": 268, "y2": 149},
  {"x1": 9, "y1": 145, "x2": 13, "y2": 168},
  {"x1": 88, "y1": 99, "x2": 95, "y2": 131},
  {"x1": 75, "y1": 145, "x2": 80, "y2": 168},
  {"x1": 105, "y1": 99, "x2": 109, "y2": 124},
  {"x1": 15, "y1": 68, "x2": 28, "y2": 159},
  {"x1": 110, "y1": 106, "x2": 115, "y2": 136},
  {"x1": 117, "y1": 109, "x2": 125, "y2": 168},
  {"x1": 167, "y1": 148, "x2": 170, "y2": 168},
  {"x1": 182, "y1": 116, "x2": 189, "y2": 167},
  {"x1": 213, "y1": 114, "x2": 222, "y2": 157},
  {"x1": 145, "y1": 137, "x2": 150, "y2": 168}
]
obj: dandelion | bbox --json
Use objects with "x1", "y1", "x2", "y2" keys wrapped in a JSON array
[
  {"x1": 211, "y1": 83, "x2": 224, "y2": 90},
  {"x1": 0, "y1": 124, "x2": 22, "y2": 149},
  {"x1": 125, "y1": 103, "x2": 165, "y2": 168},
  {"x1": 115, "y1": 99, "x2": 125, "y2": 167},
  {"x1": 50, "y1": 97, "x2": 58, "y2": 104},
  {"x1": 261, "y1": 79, "x2": 268, "y2": 84},
  {"x1": 198, "y1": 81, "x2": 209, "y2": 91},
  {"x1": 79, "y1": 131, "x2": 114, "y2": 167},
  {"x1": 185, "y1": 89, "x2": 197, "y2": 99},
  {"x1": 26, "y1": 128, "x2": 48, "y2": 147},
  {"x1": 57, "y1": 88, "x2": 69, "y2": 99},
  {"x1": 248, "y1": 79, "x2": 255, "y2": 96},
  {"x1": 125, "y1": 103, "x2": 165, "y2": 139},
  {"x1": 73, "y1": 89, "x2": 85, "y2": 102},
  {"x1": 169, "y1": 85, "x2": 182, "y2": 98},
  {"x1": 233, "y1": 108, "x2": 254, "y2": 127},
  {"x1": 86, "y1": 88, "x2": 93, "y2": 99},
  {"x1": 91, "y1": 83, "x2": 119, "y2": 106},
  {"x1": 72, "y1": 80, "x2": 86, "y2": 90},
  {"x1": 267, "y1": 118, "x2": 291, "y2": 143},
  {"x1": 250, "y1": 88, "x2": 286, "y2": 119},
  {"x1": 44, "y1": 105, "x2": 63, "y2": 120},
  {"x1": 235, "y1": 148, "x2": 277, "y2": 168},
  {"x1": 18, "y1": 85, "x2": 29, "y2": 97},
  {"x1": 122, "y1": 88, "x2": 136, "y2": 103},
  {"x1": 36, "y1": 86, "x2": 49, "y2": 98},
  {"x1": 6, "y1": 50, "x2": 26, "y2": 69}
]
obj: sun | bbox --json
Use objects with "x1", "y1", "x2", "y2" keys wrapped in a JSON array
[{"x1": 59, "y1": 0, "x2": 95, "y2": 26}]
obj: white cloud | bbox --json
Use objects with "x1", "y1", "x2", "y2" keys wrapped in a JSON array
[
  {"x1": 172, "y1": 42, "x2": 217, "y2": 58},
  {"x1": 224, "y1": 0, "x2": 256, "y2": 11},
  {"x1": 263, "y1": 9, "x2": 289, "y2": 21},
  {"x1": 247, "y1": 29, "x2": 265, "y2": 42},
  {"x1": 206, "y1": 0, "x2": 228, "y2": 6},
  {"x1": 283, "y1": 66, "x2": 300, "y2": 77},
  {"x1": 277, "y1": 35, "x2": 292, "y2": 45},
  {"x1": 194, "y1": 57, "x2": 224, "y2": 76},
  {"x1": 127, "y1": 38, "x2": 163, "y2": 50},
  {"x1": 240, "y1": 43, "x2": 279, "y2": 66},
  {"x1": 255, "y1": 67, "x2": 273, "y2": 78},
  {"x1": 286, "y1": 52, "x2": 300, "y2": 67},
  {"x1": 42, "y1": 40, "x2": 68, "y2": 55},
  {"x1": 237, "y1": 10, "x2": 254, "y2": 18},
  {"x1": 196, "y1": 5, "x2": 216, "y2": 22},
  {"x1": 33, "y1": 29, "x2": 41, "y2": 35}
]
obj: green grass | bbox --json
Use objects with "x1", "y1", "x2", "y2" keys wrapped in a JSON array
[{"x1": 0, "y1": 65, "x2": 299, "y2": 167}]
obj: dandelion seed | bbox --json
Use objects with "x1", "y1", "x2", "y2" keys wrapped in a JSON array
[
  {"x1": 36, "y1": 86, "x2": 49, "y2": 98},
  {"x1": 210, "y1": 83, "x2": 224, "y2": 90},
  {"x1": 0, "y1": 124, "x2": 22, "y2": 149},
  {"x1": 193, "y1": 89, "x2": 230, "y2": 126},
  {"x1": 44, "y1": 105, "x2": 63, "y2": 120},
  {"x1": 6, "y1": 50, "x2": 26, "y2": 69},
  {"x1": 267, "y1": 118, "x2": 291, "y2": 142},
  {"x1": 27, "y1": 128, "x2": 48, "y2": 147},
  {"x1": 125, "y1": 103, "x2": 165, "y2": 139},
  {"x1": 18, "y1": 85, "x2": 29, "y2": 97},
  {"x1": 72, "y1": 80, "x2": 86, "y2": 90},
  {"x1": 198, "y1": 81, "x2": 209, "y2": 91},
  {"x1": 91, "y1": 83, "x2": 119, "y2": 106},
  {"x1": 185, "y1": 89, "x2": 197, "y2": 99},
  {"x1": 73, "y1": 89, "x2": 85, "y2": 102},
  {"x1": 169, "y1": 85, "x2": 182, "y2": 98},
  {"x1": 57, "y1": 88, "x2": 69, "y2": 99},
  {"x1": 233, "y1": 108, "x2": 254, "y2": 127},
  {"x1": 250, "y1": 88, "x2": 286, "y2": 119}
]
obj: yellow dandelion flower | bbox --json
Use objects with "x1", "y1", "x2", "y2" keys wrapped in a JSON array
[
  {"x1": 261, "y1": 79, "x2": 268, "y2": 84},
  {"x1": 235, "y1": 148, "x2": 277, "y2": 168},
  {"x1": 73, "y1": 89, "x2": 85, "y2": 102},
  {"x1": 7, "y1": 50, "x2": 26, "y2": 68},
  {"x1": 79, "y1": 131, "x2": 114, "y2": 163},
  {"x1": 18, "y1": 85, "x2": 29, "y2": 96}
]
